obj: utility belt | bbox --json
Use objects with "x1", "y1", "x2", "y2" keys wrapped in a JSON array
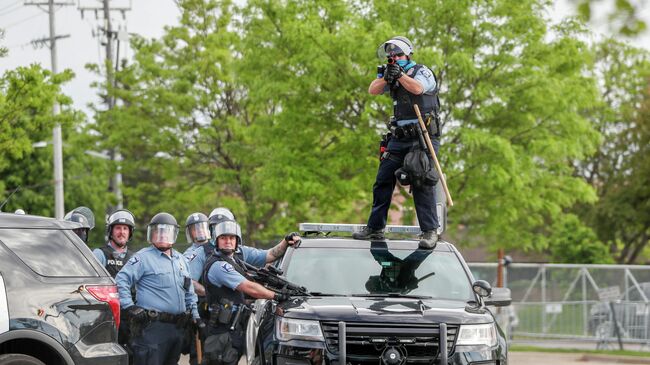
[
  {"x1": 389, "y1": 112, "x2": 441, "y2": 140},
  {"x1": 145, "y1": 310, "x2": 191, "y2": 327},
  {"x1": 208, "y1": 300, "x2": 249, "y2": 331}
]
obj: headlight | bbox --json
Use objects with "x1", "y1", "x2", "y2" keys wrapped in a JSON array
[
  {"x1": 456, "y1": 323, "x2": 497, "y2": 347},
  {"x1": 275, "y1": 317, "x2": 324, "y2": 342}
]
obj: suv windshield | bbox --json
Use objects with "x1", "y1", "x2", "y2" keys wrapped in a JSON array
[{"x1": 284, "y1": 243, "x2": 474, "y2": 301}]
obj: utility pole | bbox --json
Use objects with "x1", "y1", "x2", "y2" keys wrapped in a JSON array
[
  {"x1": 26, "y1": 0, "x2": 74, "y2": 219},
  {"x1": 78, "y1": 0, "x2": 131, "y2": 211}
]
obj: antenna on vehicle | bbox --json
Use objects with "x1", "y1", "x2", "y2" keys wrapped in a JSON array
[{"x1": 0, "y1": 186, "x2": 21, "y2": 212}]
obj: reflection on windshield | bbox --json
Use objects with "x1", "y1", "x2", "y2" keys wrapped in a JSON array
[{"x1": 284, "y1": 244, "x2": 474, "y2": 301}]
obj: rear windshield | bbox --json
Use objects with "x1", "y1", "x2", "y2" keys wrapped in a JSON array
[
  {"x1": 0, "y1": 229, "x2": 97, "y2": 277},
  {"x1": 284, "y1": 243, "x2": 474, "y2": 301}
]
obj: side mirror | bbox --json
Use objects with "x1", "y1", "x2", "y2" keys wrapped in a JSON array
[
  {"x1": 472, "y1": 280, "x2": 492, "y2": 297},
  {"x1": 485, "y1": 287, "x2": 512, "y2": 307}
]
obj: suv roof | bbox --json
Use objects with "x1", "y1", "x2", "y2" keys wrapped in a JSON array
[
  {"x1": 0, "y1": 212, "x2": 81, "y2": 229},
  {"x1": 297, "y1": 237, "x2": 454, "y2": 251}
]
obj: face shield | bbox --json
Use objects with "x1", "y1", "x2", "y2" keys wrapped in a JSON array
[
  {"x1": 212, "y1": 220, "x2": 242, "y2": 246},
  {"x1": 73, "y1": 228, "x2": 89, "y2": 243},
  {"x1": 186, "y1": 221, "x2": 211, "y2": 244},
  {"x1": 147, "y1": 223, "x2": 179, "y2": 245},
  {"x1": 376, "y1": 38, "x2": 412, "y2": 60}
]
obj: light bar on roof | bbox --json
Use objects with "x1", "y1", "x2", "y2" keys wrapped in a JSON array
[{"x1": 298, "y1": 223, "x2": 421, "y2": 234}]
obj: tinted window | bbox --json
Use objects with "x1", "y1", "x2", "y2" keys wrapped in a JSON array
[
  {"x1": 285, "y1": 243, "x2": 474, "y2": 301},
  {"x1": 0, "y1": 229, "x2": 97, "y2": 277}
]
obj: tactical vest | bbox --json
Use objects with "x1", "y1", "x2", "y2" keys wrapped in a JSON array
[
  {"x1": 203, "y1": 250, "x2": 246, "y2": 332},
  {"x1": 390, "y1": 64, "x2": 440, "y2": 121},
  {"x1": 100, "y1": 246, "x2": 133, "y2": 278}
]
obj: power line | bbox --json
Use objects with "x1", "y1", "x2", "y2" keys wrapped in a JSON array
[
  {"x1": 3, "y1": 11, "x2": 45, "y2": 29},
  {"x1": 0, "y1": 0, "x2": 22, "y2": 13}
]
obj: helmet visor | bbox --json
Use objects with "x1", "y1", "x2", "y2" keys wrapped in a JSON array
[
  {"x1": 73, "y1": 228, "x2": 89, "y2": 243},
  {"x1": 212, "y1": 220, "x2": 242, "y2": 242},
  {"x1": 186, "y1": 221, "x2": 211, "y2": 244},
  {"x1": 147, "y1": 224, "x2": 179, "y2": 245},
  {"x1": 377, "y1": 39, "x2": 412, "y2": 59}
]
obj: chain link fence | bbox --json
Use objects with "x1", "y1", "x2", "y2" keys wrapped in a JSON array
[{"x1": 468, "y1": 263, "x2": 650, "y2": 348}]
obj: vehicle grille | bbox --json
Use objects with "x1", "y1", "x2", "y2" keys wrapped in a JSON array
[{"x1": 321, "y1": 321, "x2": 458, "y2": 363}]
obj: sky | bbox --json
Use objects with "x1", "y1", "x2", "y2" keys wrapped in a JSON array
[
  {"x1": 0, "y1": 0, "x2": 181, "y2": 114},
  {"x1": 1, "y1": 0, "x2": 649, "y2": 117}
]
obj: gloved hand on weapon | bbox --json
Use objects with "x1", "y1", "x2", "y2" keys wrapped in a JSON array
[
  {"x1": 127, "y1": 305, "x2": 147, "y2": 322},
  {"x1": 273, "y1": 289, "x2": 292, "y2": 302},
  {"x1": 383, "y1": 63, "x2": 402, "y2": 84},
  {"x1": 284, "y1": 232, "x2": 301, "y2": 247},
  {"x1": 193, "y1": 317, "x2": 208, "y2": 340}
]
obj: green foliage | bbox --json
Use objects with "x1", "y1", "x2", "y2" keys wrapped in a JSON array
[
  {"x1": 547, "y1": 214, "x2": 613, "y2": 263},
  {"x1": 574, "y1": 0, "x2": 647, "y2": 37},
  {"x1": 574, "y1": 39, "x2": 650, "y2": 263}
]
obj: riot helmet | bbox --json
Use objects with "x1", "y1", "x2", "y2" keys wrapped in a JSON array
[
  {"x1": 147, "y1": 212, "x2": 179, "y2": 246},
  {"x1": 64, "y1": 206, "x2": 96, "y2": 230},
  {"x1": 65, "y1": 211, "x2": 91, "y2": 243},
  {"x1": 185, "y1": 212, "x2": 210, "y2": 244},
  {"x1": 212, "y1": 218, "x2": 242, "y2": 255},
  {"x1": 377, "y1": 36, "x2": 414, "y2": 59},
  {"x1": 106, "y1": 209, "x2": 136, "y2": 244},
  {"x1": 208, "y1": 207, "x2": 235, "y2": 245}
]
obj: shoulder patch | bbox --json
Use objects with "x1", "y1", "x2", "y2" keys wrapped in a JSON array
[
  {"x1": 186, "y1": 253, "x2": 198, "y2": 262},
  {"x1": 420, "y1": 69, "x2": 433, "y2": 79},
  {"x1": 221, "y1": 262, "x2": 234, "y2": 273},
  {"x1": 128, "y1": 256, "x2": 140, "y2": 265}
]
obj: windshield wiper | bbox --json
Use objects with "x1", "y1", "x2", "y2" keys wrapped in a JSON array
[{"x1": 350, "y1": 293, "x2": 433, "y2": 299}]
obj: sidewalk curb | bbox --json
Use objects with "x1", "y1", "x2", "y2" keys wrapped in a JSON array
[{"x1": 580, "y1": 354, "x2": 650, "y2": 364}]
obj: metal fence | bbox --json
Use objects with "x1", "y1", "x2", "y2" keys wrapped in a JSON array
[{"x1": 468, "y1": 263, "x2": 650, "y2": 348}]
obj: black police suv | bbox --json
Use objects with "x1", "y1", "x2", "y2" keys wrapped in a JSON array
[
  {"x1": 0, "y1": 212, "x2": 128, "y2": 365},
  {"x1": 245, "y1": 229, "x2": 510, "y2": 365}
]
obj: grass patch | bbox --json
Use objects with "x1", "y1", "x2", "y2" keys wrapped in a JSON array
[{"x1": 510, "y1": 344, "x2": 650, "y2": 358}]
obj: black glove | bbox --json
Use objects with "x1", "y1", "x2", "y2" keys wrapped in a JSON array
[
  {"x1": 384, "y1": 63, "x2": 402, "y2": 84},
  {"x1": 127, "y1": 305, "x2": 147, "y2": 322},
  {"x1": 284, "y1": 232, "x2": 301, "y2": 246},
  {"x1": 274, "y1": 290, "x2": 291, "y2": 302},
  {"x1": 193, "y1": 317, "x2": 207, "y2": 339}
]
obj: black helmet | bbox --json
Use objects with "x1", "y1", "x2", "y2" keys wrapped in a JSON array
[
  {"x1": 185, "y1": 212, "x2": 210, "y2": 244},
  {"x1": 211, "y1": 218, "x2": 242, "y2": 247},
  {"x1": 106, "y1": 209, "x2": 135, "y2": 243},
  {"x1": 147, "y1": 212, "x2": 179, "y2": 245},
  {"x1": 65, "y1": 211, "x2": 91, "y2": 243}
]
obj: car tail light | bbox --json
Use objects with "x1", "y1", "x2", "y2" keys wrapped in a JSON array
[{"x1": 86, "y1": 285, "x2": 120, "y2": 329}]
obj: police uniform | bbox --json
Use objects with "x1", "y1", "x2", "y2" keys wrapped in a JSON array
[
  {"x1": 93, "y1": 245, "x2": 133, "y2": 278},
  {"x1": 367, "y1": 62, "x2": 440, "y2": 233},
  {"x1": 202, "y1": 246, "x2": 267, "y2": 364},
  {"x1": 116, "y1": 246, "x2": 199, "y2": 365}
]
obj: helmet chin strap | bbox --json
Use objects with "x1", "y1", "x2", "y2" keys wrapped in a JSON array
[{"x1": 219, "y1": 248, "x2": 235, "y2": 255}]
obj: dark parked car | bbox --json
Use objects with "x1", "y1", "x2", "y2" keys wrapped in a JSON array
[
  {"x1": 245, "y1": 224, "x2": 511, "y2": 365},
  {"x1": 0, "y1": 212, "x2": 128, "y2": 365}
]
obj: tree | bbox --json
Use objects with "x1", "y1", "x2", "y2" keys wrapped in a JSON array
[
  {"x1": 90, "y1": 0, "x2": 601, "y2": 250},
  {"x1": 573, "y1": 39, "x2": 650, "y2": 263},
  {"x1": 574, "y1": 0, "x2": 647, "y2": 37}
]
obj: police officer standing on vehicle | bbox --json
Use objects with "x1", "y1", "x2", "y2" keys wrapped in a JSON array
[
  {"x1": 93, "y1": 209, "x2": 136, "y2": 276},
  {"x1": 116, "y1": 212, "x2": 202, "y2": 365},
  {"x1": 202, "y1": 218, "x2": 300, "y2": 364},
  {"x1": 353, "y1": 36, "x2": 441, "y2": 249}
]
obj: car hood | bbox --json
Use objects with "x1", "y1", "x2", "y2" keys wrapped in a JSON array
[{"x1": 278, "y1": 296, "x2": 493, "y2": 324}]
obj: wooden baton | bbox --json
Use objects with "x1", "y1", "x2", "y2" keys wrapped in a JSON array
[{"x1": 413, "y1": 104, "x2": 454, "y2": 207}]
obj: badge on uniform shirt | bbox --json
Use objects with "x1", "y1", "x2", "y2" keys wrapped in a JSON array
[
  {"x1": 407, "y1": 68, "x2": 415, "y2": 76},
  {"x1": 221, "y1": 262, "x2": 234, "y2": 273},
  {"x1": 187, "y1": 253, "x2": 198, "y2": 262},
  {"x1": 128, "y1": 256, "x2": 140, "y2": 265}
]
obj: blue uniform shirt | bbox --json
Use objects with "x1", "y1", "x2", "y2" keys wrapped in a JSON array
[
  {"x1": 382, "y1": 64, "x2": 437, "y2": 126},
  {"x1": 207, "y1": 246, "x2": 268, "y2": 290},
  {"x1": 116, "y1": 246, "x2": 199, "y2": 319},
  {"x1": 92, "y1": 244, "x2": 129, "y2": 266},
  {"x1": 183, "y1": 243, "x2": 206, "y2": 280}
]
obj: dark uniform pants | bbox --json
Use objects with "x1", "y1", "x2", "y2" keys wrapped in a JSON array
[
  {"x1": 367, "y1": 136, "x2": 440, "y2": 232},
  {"x1": 130, "y1": 321, "x2": 185, "y2": 365}
]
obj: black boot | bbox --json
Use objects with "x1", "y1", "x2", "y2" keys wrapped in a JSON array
[
  {"x1": 352, "y1": 226, "x2": 385, "y2": 240},
  {"x1": 418, "y1": 230, "x2": 439, "y2": 249}
]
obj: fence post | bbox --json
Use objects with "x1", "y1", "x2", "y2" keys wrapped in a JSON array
[
  {"x1": 582, "y1": 268, "x2": 587, "y2": 336},
  {"x1": 541, "y1": 265, "x2": 547, "y2": 333}
]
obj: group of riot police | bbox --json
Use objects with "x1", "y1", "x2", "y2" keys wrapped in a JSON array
[
  {"x1": 59, "y1": 33, "x2": 443, "y2": 365},
  {"x1": 64, "y1": 206, "x2": 300, "y2": 365}
]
